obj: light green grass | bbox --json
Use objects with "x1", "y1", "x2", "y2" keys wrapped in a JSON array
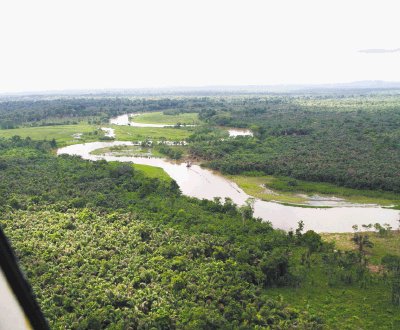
[
  {"x1": 227, "y1": 174, "x2": 400, "y2": 206},
  {"x1": 0, "y1": 124, "x2": 103, "y2": 147},
  {"x1": 112, "y1": 125, "x2": 192, "y2": 141},
  {"x1": 269, "y1": 262, "x2": 400, "y2": 329},
  {"x1": 321, "y1": 231, "x2": 400, "y2": 265},
  {"x1": 227, "y1": 175, "x2": 308, "y2": 204},
  {"x1": 131, "y1": 112, "x2": 200, "y2": 125},
  {"x1": 0, "y1": 123, "x2": 192, "y2": 148},
  {"x1": 132, "y1": 164, "x2": 171, "y2": 181},
  {"x1": 269, "y1": 235, "x2": 400, "y2": 329}
]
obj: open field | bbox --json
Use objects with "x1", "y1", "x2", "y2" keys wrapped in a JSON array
[
  {"x1": 112, "y1": 124, "x2": 193, "y2": 141},
  {"x1": 227, "y1": 174, "x2": 400, "y2": 206},
  {"x1": 131, "y1": 164, "x2": 171, "y2": 181},
  {"x1": 0, "y1": 124, "x2": 103, "y2": 147},
  {"x1": 131, "y1": 111, "x2": 200, "y2": 125},
  {"x1": 0, "y1": 122, "x2": 193, "y2": 146}
]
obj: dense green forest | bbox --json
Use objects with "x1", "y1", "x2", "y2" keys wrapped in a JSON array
[
  {"x1": 0, "y1": 137, "x2": 317, "y2": 328},
  {"x1": 189, "y1": 95, "x2": 400, "y2": 193},
  {"x1": 0, "y1": 97, "x2": 206, "y2": 128},
  {"x1": 0, "y1": 93, "x2": 399, "y2": 328},
  {"x1": 2, "y1": 94, "x2": 398, "y2": 192},
  {"x1": 1, "y1": 137, "x2": 399, "y2": 328}
]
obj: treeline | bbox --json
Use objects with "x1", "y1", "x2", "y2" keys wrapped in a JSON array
[
  {"x1": 0, "y1": 98, "x2": 137, "y2": 128},
  {"x1": 0, "y1": 97, "x2": 216, "y2": 128},
  {"x1": 0, "y1": 135, "x2": 56, "y2": 151}
]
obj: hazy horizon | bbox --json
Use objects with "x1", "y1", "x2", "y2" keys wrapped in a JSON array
[
  {"x1": 3, "y1": 80, "x2": 400, "y2": 97},
  {"x1": 1, "y1": 0, "x2": 399, "y2": 93}
]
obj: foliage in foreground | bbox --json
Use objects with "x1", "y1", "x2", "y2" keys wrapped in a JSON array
[
  {"x1": 1, "y1": 209, "x2": 322, "y2": 329},
  {"x1": 0, "y1": 138, "x2": 399, "y2": 329}
]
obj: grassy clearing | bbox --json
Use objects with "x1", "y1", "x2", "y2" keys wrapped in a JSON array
[
  {"x1": 321, "y1": 231, "x2": 400, "y2": 265},
  {"x1": 132, "y1": 164, "x2": 171, "y2": 181},
  {"x1": 131, "y1": 111, "x2": 200, "y2": 125},
  {"x1": 112, "y1": 125, "x2": 192, "y2": 141},
  {"x1": 270, "y1": 232, "x2": 400, "y2": 328},
  {"x1": 0, "y1": 124, "x2": 103, "y2": 147},
  {"x1": 269, "y1": 261, "x2": 400, "y2": 329},
  {"x1": 227, "y1": 174, "x2": 400, "y2": 206},
  {"x1": 227, "y1": 174, "x2": 306, "y2": 203},
  {"x1": 0, "y1": 122, "x2": 193, "y2": 146}
]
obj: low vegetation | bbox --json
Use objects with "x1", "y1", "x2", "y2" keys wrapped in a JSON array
[
  {"x1": 270, "y1": 228, "x2": 400, "y2": 329},
  {"x1": 322, "y1": 229, "x2": 400, "y2": 265}
]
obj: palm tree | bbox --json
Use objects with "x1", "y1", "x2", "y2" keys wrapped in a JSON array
[
  {"x1": 351, "y1": 232, "x2": 374, "y2": 265},
  {"x1": 239, "y1": 198, "x2": 255, "y2": 226}
]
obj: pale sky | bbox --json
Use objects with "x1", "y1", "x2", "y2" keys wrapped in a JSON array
[{"x1": 0, "y1": 0, "x2": 399, "y2": 92}]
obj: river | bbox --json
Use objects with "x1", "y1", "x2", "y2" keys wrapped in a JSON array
[{"x1": 58, "y1": 140, "x2": 399, "y2": 233}]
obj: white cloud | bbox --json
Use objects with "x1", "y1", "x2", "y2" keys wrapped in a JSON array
[{"x1": 359, "y1": 48, "x2": 400, "y2": 53}]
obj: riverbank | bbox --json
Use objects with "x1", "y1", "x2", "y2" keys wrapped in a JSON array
[
  {"x1": 89, "y1": 142, "x2": 399, "y2": 209},
  {"x1": 227, "y1": 173, "x2": 400, "y2": 207}
]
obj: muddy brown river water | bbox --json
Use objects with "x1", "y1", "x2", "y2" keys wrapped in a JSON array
[{"x1": 58, "y1": 141, "x2": 399, "y2": 233}]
